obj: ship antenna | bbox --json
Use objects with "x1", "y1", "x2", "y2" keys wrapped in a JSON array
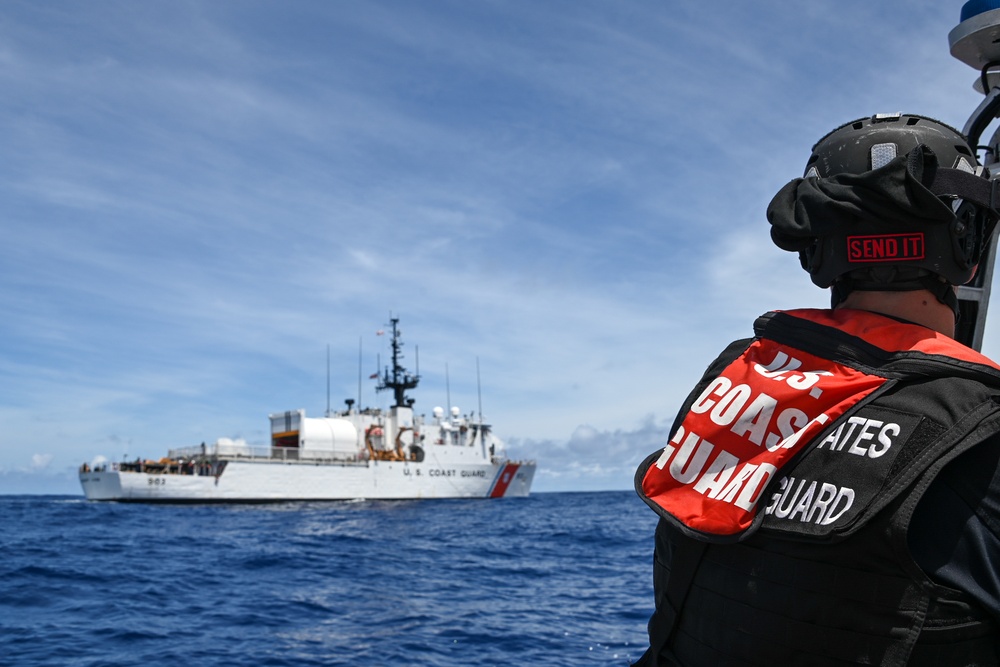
[
  {"x1": 375, "y1": 317, "x2": 419, "y2": 408},
  {"x1": 477, "y1": 356, "x2": 483, "y2": 423},
  {"x1": 326, "y1": 343, "x2": 331, "y2": 416},
  {"x1": 446, "y1": 362, "x2": 451, "y2": 413},
  {"x1": 357, "y1": 336, "x2": 363, "y2": 411},
  {"x1": 477, "y1": 356, "x2": 487, "y2": 456}
]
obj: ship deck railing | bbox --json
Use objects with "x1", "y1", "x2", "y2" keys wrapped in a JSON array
[
  {"x1": 158, "y1": 444, "x2": 370, "y2": 466},
  {"x1": 84, "y1": 447, "x2": 533, "y2": 477}
]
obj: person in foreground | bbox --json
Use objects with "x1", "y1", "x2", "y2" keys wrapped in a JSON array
[{"x1": 633, "y1": 113, "x2": 1000, "y2": 666}]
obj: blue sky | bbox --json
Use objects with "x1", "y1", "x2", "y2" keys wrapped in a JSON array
[{"x1": 1, "y1": 1, "x2": 993, "y2": 494}]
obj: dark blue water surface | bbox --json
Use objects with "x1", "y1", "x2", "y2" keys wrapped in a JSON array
[{"x1": 0, "y1": 491, "x2": 658, "y2": 666}]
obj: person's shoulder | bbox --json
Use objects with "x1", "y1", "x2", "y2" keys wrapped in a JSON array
[{"x1": 934, "y1": 431, "x2": 1000, "y2": 504}]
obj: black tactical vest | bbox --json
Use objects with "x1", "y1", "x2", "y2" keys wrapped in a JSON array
[{"x1": 635, "y1": 309, "x2": 1000, "y2": 666}]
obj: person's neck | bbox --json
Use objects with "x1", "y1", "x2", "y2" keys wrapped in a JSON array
[{"x1": 835, "y1": 289, "x2": 956, "y2": 338}]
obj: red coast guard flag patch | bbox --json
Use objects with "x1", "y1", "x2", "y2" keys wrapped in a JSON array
[{"x1": 640, "y1": 338, "x2": 887, "y2": 540}]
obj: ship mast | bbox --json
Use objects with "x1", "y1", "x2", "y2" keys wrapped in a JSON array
[{"x1": 376, "y1": 317, "x2": 419, "y2": 408}]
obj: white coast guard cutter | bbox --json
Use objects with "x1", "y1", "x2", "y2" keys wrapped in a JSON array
[{"x1": 79, "y1": 319, "x2": 535, "y2": 502}]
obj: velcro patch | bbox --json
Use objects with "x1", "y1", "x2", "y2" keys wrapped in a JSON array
[
  {"x1": 760, "y1": 406, "x2": 925, "y2": 539},
  {"x1": 847, "y1": 233, "x2": 924, "y2": 263}
]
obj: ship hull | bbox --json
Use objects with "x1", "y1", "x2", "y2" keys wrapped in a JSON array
[{"x1": 79, "y1": 458, "x2": 535, "y2": 502}]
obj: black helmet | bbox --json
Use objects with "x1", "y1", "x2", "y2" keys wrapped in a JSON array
[
  {"x1": 767, "y1": 113, "x2": 1000, "y2": 311},
  {"x1": 804, "y1": 113, "x2": 978, "y2": 182}
]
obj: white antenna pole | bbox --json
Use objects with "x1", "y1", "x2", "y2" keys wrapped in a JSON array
[
  {"x1": 476, "y1": 356, "x2": 483, "y2": 422},
  {"x1": 476, "y1": 357, "x2": 487, "y2": 458}
]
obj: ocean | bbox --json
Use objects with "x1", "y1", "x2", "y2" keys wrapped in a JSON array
[{"x1": 0, "y1": 491, "x2": 658, "y2": 666}]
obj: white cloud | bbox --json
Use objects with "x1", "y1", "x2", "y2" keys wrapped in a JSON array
[
  {"x1": 30, "y1": 454, "x2": 53, "y2": 470},
  {"x1": 508, "y1": 415, "x2": 672, "y2": 492}
]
